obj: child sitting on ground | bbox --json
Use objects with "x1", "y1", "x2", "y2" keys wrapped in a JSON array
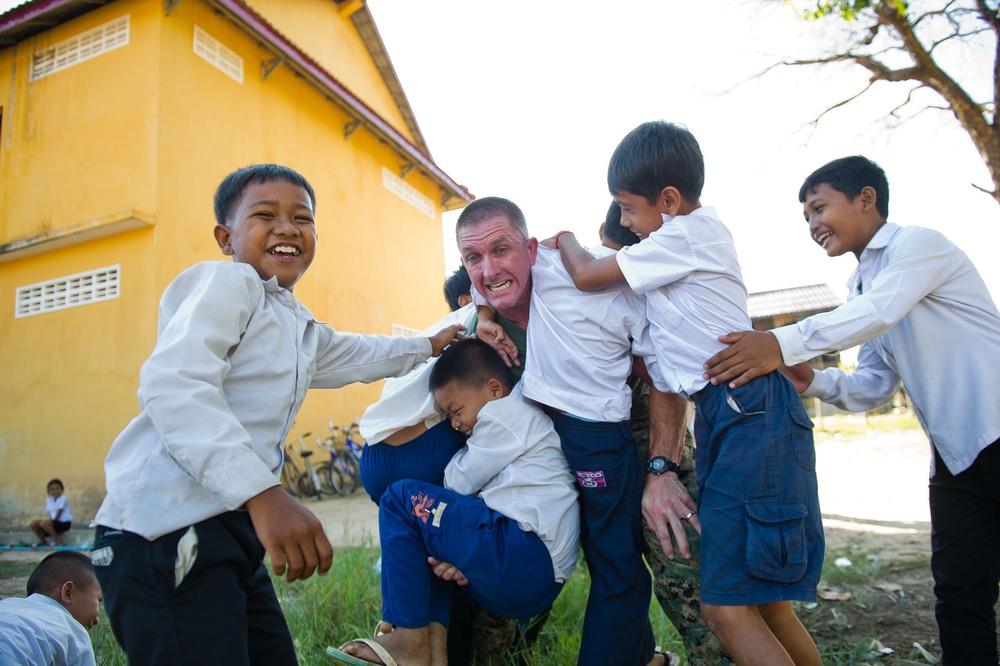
[
  {"x1": 702, "y1": 155, "x2": 1000, "y2": 665},
  {"x1": 0, "y1": 550, "x2": 102, "y2": 666},
  {"x1": 30, "y1": 478, "x2": 73, "y2": 548},
  {"x1": 476, "y1": 202, "x2": 685, "y2": 666},
  {"x1": 329, "y1": 337, "x2": 579, "y2": 666},
  {"x1": 90, "y1": 164, "x2": 462, "y2": 666},
  {"x1": 549, "y1": 121, "x2": 824, "y2": 665}
]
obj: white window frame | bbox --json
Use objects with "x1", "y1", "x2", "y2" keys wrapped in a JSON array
[
  {"x1": 15, "y1": 265, "x2": 121, "y2": 318},
  {"x1": 193, "y1": 25, "x2": 244, "y2": 84},
  {"x1": 382, "y1": 167, "x2": 435, "y2": 218},
  {"x1": 30, "y1": 15, "x2": 130, "y2": 81}
]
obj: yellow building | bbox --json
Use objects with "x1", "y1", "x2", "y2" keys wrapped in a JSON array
[{"x1": 0, "y1": 0, "x2": 471, "y2": 521}]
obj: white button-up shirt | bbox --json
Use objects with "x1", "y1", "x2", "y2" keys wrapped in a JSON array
[
  {"x1": 519, "y1": 245, "x2": 648, "y2": 423},
  {"x1": 0, "y1": 594, "x2": 95, "y2": 666},
  {"x1": 772, "y1": 223, "x2": 1000, "y2": 475},
  {"x1": 444, "y1": 383, "x2": 580, "y2": 583},
  {"x1": 95, "y1": 261, "x2": 432, "y2": 539},
  {"x1": 616, "y1": 206, "x2": 751, "y2": 397}
]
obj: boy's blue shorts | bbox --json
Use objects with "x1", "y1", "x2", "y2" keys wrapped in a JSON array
[
  {"x1": 693, "y1": 371, "x2": 824, "y2": 606},
  {"x1": 358, "y1": 420, "x2": 465, "y2": 505}
]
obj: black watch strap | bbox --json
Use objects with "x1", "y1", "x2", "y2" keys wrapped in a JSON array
[{"x1": 646, "y1": 456, "x2": 682, "y2": 476}]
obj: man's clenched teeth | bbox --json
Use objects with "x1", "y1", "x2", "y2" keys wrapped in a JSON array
[{"x1": 488, "y1": 280, "x2": 512, "y2": 292}]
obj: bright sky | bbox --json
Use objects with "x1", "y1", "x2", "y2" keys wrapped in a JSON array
[
  {"x1": 363, "y1": 0, "x2": 1000, "y2": 304},
  {"x1": 3, "y1": 0, "x2": 997, "y2": 303}
]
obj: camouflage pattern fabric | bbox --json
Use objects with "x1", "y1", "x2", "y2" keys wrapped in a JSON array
[{"x1": 631, "y1": 380, "x2": 735, "y2": 666}]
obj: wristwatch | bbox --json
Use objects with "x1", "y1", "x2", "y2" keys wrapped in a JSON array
[{"x1": 646, "y1": 456, "x2": 682, "y2": 476}]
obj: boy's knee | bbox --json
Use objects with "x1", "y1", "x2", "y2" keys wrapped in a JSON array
[{"x1": 701, "y1": 603, "x2": 754, "y2": 634}]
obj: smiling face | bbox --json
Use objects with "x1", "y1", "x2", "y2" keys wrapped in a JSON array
[
  {"x1": 432, "y1": 378, "x2": 504, "y2": 435},
  {"x1": 214, "y1": 179, "x2": 317, "y2": 291},
  {"x1": 613, "y1": 190, "x2": 669, "y2": 241},
  {"x1": 457, "y1": 215, "x2": 537, "y2": 326},
  {"x1": 802, "y1": 183, "x2": 883, "y2": 259},
  {"x1": 47, "y1": 482, "x2": 63, "y2": 499},
  {"x1": 65, "y1": 579, "x2": 102, "y2": 629}
]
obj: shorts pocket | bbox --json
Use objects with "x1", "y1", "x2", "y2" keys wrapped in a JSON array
[
  {"x1": 787, "y1": 403, "x2": 816, "y2": 471},
  {"x1": 744, "y1": 501, "x2": 808, "y2": 583}
]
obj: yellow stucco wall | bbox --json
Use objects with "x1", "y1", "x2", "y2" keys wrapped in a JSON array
[{"x1": 0, "y1": 0, "x2": 455, "y2": 523}]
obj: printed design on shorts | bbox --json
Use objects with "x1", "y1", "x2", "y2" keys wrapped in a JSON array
[
  {"x1": 410, "y1": 491, "x2": 449, "y2": 527},
  {"x1": 575, "y1": 471, "x2": 606, "y2": 488},
  {"x1": 91, "y1": 547, "x2": 114, "y2": 567}
]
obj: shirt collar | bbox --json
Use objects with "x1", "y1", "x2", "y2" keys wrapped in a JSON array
[{"x1": 861, "y1": 222, "x2": 898, "y2": 253}]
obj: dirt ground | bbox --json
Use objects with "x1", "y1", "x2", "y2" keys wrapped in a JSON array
[{"x1": 0, "y1": 422, "x2": 963, "y2": 663}]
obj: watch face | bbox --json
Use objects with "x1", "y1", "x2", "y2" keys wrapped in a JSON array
[{"x1": 648, "y1": 457, "x2": 666, "y2": 473}]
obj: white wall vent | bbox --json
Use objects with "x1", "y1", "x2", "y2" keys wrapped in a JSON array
[
  {"x1": 30, "y1": 15, "x2": 130, "y2": 81},
  {"x1": 382, "y1": 167, "x2": 435, "y2": 218},
  {"x1": 391, "y1": 323, "x2": 420, "y2": 337},
  {"x1": 193, "y1": 26, "x2": 243, "y2": 84},
  {"x1": 16, "y1": 265, "x2": 121, "y2": 318}
]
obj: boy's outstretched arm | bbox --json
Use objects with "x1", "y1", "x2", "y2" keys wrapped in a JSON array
[
  {"x1": 541, "y1": 231, "x2": 625, "y2": 291},
  {"x1": 245, "y1": 486, "x2": 334, "y2": 583},
  {"x1": 703, "y1": 330, "x2": 783, "y2": 389},
  {"x1": 428, "y1": 324, "x2": 466, "y2": 356}
]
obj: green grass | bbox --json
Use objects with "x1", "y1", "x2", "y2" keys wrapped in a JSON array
[
  {"x1": 88, "y1": 547, "x2": 684, "y2": 665},
  {"x1": 0, "y1": 559, "x2": 41, "y2": 582}
]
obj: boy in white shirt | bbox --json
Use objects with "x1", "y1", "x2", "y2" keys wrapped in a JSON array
[
  {"x1": 704, "y1": 155, "x2": 1000, "y2": 665},
  {"x1": 91, "y1": 164, "x2": 462, "y2": 666},
  {"x1": 30, "y1": 479, "x2": 73, "y2": 548},
  {"x1": 551, "y1": 121, "x2": 823, "y2": 665},
  {"x1": 477, "y1": 203, "x2": 683, "y2": 666},
  {"x1": 0, "y1": 551, "x2": 102, "y2": 666},
  {"x1": 329, "y1": 338, "x2": 579, "y2": 666}
]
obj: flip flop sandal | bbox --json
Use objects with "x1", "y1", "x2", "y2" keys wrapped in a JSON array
[{"x1": 326, "y1": 638, "x2": 399, "y2": 666}]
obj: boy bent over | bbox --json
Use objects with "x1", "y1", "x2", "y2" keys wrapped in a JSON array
[{"x1": 329, "y1": 338, "x2": 579, "y2": 666}]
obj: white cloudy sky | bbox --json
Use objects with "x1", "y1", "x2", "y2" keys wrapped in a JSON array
[
  {"x1": 364, "y1": 0, "x2": 999, "y2": 302},
  {"x1": 3, "y1": 0, "x2": 997, "y2": 302}
]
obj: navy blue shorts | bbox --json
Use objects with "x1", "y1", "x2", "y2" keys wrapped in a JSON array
[
  {"x1": 693, "y1": 372, "x2": 824, "y2": 606},
  {"x1": 358, "y1": 420, "x2": 466, "y2": 505}
]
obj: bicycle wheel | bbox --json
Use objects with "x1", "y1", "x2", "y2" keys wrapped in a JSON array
[
  {"x1": 281, "y1": 461, "x2": 302, "y2": 498},
  {"x1": 319, "y1": 461, "x2": 348, "y2": 496},
  {"x1": 297, "y1": 471, "x2": 318, "y2": 499},
  {"x1": 337, "y1": 453, "x2": 360, "y2": 495}
]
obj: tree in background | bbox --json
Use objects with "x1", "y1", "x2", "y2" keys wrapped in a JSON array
[{"x1": 775, "y1": 1, "x2": 1000, "y2": 206}]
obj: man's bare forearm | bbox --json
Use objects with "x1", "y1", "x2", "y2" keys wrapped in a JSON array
[{"x1": 648, "y1": 386, "x2": 687, "y2": 464}]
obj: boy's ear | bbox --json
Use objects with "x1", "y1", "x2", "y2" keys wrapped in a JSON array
[
  {"x1": 658, "y1": 187, "x2": 684, "y2": 216},
  {"x1": 58, "y1": 580, "x2": 75, "y2": 606},
  {"x1": 486, "y1": 378, "x2": 504, "y2": 398},
  {"x1": 214, "y1": 224, "x2": 235, "y2": 256},
  {"x1": 858, "y1": 185, "x2": 878, "y2": 212}
]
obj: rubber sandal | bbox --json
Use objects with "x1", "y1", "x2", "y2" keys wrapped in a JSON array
[{"x1": 326, "y1": 638, "x2": 399, "y2": 666}]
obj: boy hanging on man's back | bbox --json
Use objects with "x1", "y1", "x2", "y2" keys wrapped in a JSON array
[
  {"x1": 548, "y1": 120, "x2": 824, "y2": 665},
  {"x1": 90, "y1": 164, "x2": 462, "y2": 666},
  {"x1": 704, "y1": 155, "x2": 1000, "y2": 665}
]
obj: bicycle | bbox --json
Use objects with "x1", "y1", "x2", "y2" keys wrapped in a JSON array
[
  {"x1": 317, "y1": 419, "x2": 364, "y2": 496},
  {"x1": 282, "y1": 432, "x2": 329, "y2": 499}
]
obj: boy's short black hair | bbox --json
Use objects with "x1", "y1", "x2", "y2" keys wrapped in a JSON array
[
  {"x1": 429, "y1": 338, "x2": 511, "y2": 391},
  {"x1": 608, "y1": 121, "x2": 704, "y2": 203},
  {"x1": 213, "y1": 164, "x2": 316, "y2": 226},
  {"x1": 443, "y1": 265, "x2": 472, "y2": 311},
  {"x1": 799, "y1": 155, "x2": 890, "y2": 218},
  {"x1": 455, "y1": 197, "x2": 528, "y2": 241},
  {"x1": 47, "y1": 478, "x2": 63, "y2": 490},
  {"x1": 602, "y1": 201, "x2": 640, "y2": 248},
  {"x1": 26, "y1": 551, "x2": 97, "y2": 596}
]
